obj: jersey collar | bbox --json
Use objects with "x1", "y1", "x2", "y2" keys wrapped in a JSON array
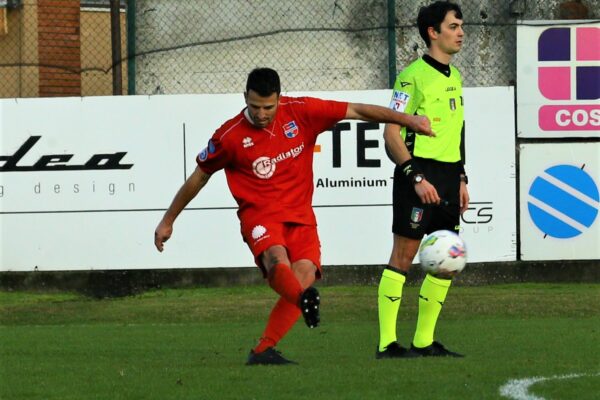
[
  {"x1": 243, "y1": 108, "x2": 253, "y2": 124},
  {"x1": 243, "y1": 108, "x2": 276, "y2": 136},
  {"x1": 423, "y1": 54, "x2": 451, "y2": 77}
]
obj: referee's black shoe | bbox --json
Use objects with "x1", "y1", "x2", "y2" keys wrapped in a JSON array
[
  {"x1": 246, "y1": 348, "x2": 297, "y2": 366},
  {"x1": 299, "y1": 286, "x2": 320, "y2": 328},
  {"x1": 409, "y1": 341, "x2": 464, "y2": 357},
  {"x1": 376, "y1": 342, "x2": 418, "y2": 359}
]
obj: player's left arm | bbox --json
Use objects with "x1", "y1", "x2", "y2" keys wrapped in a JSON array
[
  {"x1": 345, "y1": 103, "x2": 435, "y2": 137},
  {"x1": 154, "y1": 166, "x2": 212, "y2": 252}
]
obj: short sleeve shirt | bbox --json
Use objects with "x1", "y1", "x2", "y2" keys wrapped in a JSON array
[
  {"x1": 389, "y1": 57, "x2": 464, "y2": 162},
  {"x1": 197, "y1": 96, "x2": 348, "y2": 227}
]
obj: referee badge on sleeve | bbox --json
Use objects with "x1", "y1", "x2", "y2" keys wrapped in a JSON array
[{"x1": 390, "y1": 91, "x2": 410, "y2": 112}]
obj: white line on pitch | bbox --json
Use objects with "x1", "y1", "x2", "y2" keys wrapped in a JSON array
[{"x1": 499, "y1": 372, "x2": 600, "y2": 400}]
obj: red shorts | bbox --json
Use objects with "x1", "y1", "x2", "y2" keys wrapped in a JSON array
[{"x1": 240, "y1": 222, "x2": 322, "y2": 279}]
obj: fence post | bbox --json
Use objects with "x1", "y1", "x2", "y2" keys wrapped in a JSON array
[
  {"x1": 110, "y1": 0, "x2": 122, "y2": 95},
  {"x1": 126, "y1": 0, "x2": 136, "y2": 95},
  {"x1": 387, "y1": 0, "x2": 397, "y2": 88}
]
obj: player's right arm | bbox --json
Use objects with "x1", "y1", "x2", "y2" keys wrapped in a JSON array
[{"x1": 154, "y1": 166, "x2": 211, "y2": 252}]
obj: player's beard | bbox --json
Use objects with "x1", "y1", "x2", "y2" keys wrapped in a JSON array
[
  {"x1": 252, "y1": 116, "x2": 270, "y2": 127},
  {"x1": 250, "y1": 112, "x2": 275, "y2": 128}
]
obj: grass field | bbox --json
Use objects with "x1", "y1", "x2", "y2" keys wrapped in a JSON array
[{"x1": 1, "y1": 283, "x2": 599, "y2": 400}]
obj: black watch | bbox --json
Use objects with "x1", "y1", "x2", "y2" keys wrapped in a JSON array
[
  {"x1": 460, "y1": 175, "x2": 469, "y2": 184},
  {"x1": 413, "y1": 174, "x2": 424, "y2": 185}
]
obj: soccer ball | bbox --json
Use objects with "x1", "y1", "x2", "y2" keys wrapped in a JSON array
[{"x1": 418, "y1": 230, "x2": 467, "y2": 275}]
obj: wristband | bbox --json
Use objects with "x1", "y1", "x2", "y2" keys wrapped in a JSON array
[
  {"x1": 460, "y1": 174, "x2": 469, "y2": 184},
  {"x1": 399, "y1": 159, "x2": 423, "y2": 184}
]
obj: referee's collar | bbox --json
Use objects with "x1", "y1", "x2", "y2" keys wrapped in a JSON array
[{"x1": 423, "y1": 54, "x2": 451, "y2": 77}]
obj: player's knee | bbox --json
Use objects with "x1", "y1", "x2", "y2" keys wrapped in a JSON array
[
  {"x1": 261, "y1": 245, "x2": 290, "y2": 270},
  {"x1": 292, "y1": 261, "x2": 317, "y2": 288},
  {"x1": 389, "y1": 250, "x2": 416, "y2": 271},
  {"x1": 389, "y1": 236, "x2": 420, "y2": 271}
]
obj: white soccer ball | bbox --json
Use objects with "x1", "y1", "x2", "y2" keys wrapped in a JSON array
[{"x1": 418, "y1": 230, "x2": 467, "y2": 275}]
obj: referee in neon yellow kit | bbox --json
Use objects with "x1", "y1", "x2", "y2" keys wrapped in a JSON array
[{"x1": 376, "y1": 1, "x2": 470, "y2": 359}]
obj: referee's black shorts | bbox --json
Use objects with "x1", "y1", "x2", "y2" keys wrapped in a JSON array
[{"x1": 392, "y1": 157, "x2": 462, "y2": 240}]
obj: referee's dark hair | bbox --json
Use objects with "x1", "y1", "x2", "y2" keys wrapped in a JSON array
[
  {"x1": 417, "y1": 1, "x2": 463, "y2": 48},
  {"x1": 246, "y1": 68, "x2": 281, "y2": 97}
]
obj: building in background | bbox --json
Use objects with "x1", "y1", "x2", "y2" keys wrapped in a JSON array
[{"x1": 0, "y1": 0, "x2": 127, "y2": 98}]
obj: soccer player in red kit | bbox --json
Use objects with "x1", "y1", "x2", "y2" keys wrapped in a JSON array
[{"x1": 154, "y1": 68, "x2": 435, "y2": 365}]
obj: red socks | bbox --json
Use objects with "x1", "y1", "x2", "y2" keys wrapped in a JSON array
[
  {"x1": 254, "y1": 263, "x2": 304, "y2": 354},
  {"x1": 253, "y1": 297, "x2": 301, "y2": 354},
  {"x1": 267, "y1": 263, "x2": 303, "y2": 305}
]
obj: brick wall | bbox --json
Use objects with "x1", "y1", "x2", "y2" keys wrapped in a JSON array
[
  {"x1": 37, "y1": 0, "x2": 81, "y2": 97},
  {"x1": 0, "y1": 8, "x2": 7, "y2": 36}
]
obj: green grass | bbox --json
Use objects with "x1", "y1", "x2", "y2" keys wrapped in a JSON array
[{"x1": 1, "y1": 284, "x2": 599, "y2": 400}]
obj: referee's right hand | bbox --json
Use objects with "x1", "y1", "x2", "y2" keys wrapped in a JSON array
[{"x1": 414, "y1": 178, "x2": 441, "y2": 205}]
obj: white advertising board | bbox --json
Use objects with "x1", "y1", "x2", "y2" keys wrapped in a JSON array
[
  {"x1": 0, "y1": 88, "x2": 516, "y2": 271},
  {"x1": 520, "y1": 143, "x2": 599, "y2": 261},
  {"x1": 516, "y1": 21, "x2": 600, "y2": 138}
]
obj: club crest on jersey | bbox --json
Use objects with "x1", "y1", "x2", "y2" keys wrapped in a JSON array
[{"x1": 283, "y1": 121, "x2": 299, "y2": 138}]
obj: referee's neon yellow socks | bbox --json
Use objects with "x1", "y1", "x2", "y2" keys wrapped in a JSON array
[
  {"x1": 413, "y1": 273, "x2": 452, "y2": 348},
  {"x1": 377, "y1": 267, "x2": 405, "y2": 352}
]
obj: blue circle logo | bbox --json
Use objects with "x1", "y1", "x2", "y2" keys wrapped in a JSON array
[{"x1": 527, "y1": 164, "x2": 599, "y2": 239}]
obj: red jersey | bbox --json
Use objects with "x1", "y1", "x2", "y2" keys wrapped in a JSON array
[{"x1": 197, "y1": 96, "x2": 348, "y2": 227}]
